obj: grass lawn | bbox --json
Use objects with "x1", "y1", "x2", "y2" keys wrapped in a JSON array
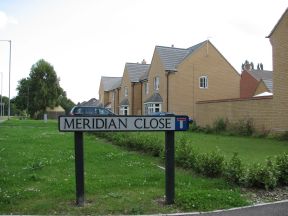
[
  {"x1": 177, "y1": 132, "x2": 288, "y2": 164},
  {"x1": 0, "y1": 119, "x2": 248, "y2": 215},
  {"x1": 121, "y1": 131, "x2": 288, "y2": 164}
]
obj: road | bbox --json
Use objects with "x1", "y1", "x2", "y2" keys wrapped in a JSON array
[{"x1": 171, "y1": 200, "x2": 288, "y2": 216}]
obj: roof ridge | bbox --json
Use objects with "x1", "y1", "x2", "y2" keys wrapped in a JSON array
[
  {"x1": 126, "y1": 62, "x2": 150, "y2": 65},
  {"x1": 156, "y1": 45, "x2": 187, "y2": 50}
]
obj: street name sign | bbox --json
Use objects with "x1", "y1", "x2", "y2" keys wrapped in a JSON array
[
  {"x1": 58, "y1": 115, "x2": 189, "y2": 206},
  {"x1": 59, "y1": 115, "x2": 189, "y2": 132}
]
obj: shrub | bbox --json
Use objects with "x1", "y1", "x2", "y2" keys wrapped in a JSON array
[
  {"x1": 276, "y1": 153, "x2": 288, "y2": 185},
  {"x1": 245, "y1": 158, "x2": 278, "y2": 190},
  {"x1": 175, "y1": 136, "x2": 199, "y2": 169},
  {"x1": 175, "y1": 136, "x2": 193, "y2": 168},
  {"x1": 277, "y1": 131, "x2": 288, "y2": 141},
  {"x1": 224, "y1": 153, "x2": 244, "y2": 185},
  {"x1": 203, "y1": 125, "x2": 213, "y2": 134},
  {"x1": 190, "y1": 121, "x2": 200, "y2": 132},
  {"x1": 197, "y1": 149, "x2": 225, "y2": 177},
  {"x1": 228, "y1": 119, "x2": 255, "y2": 136},
  {"x1": 213, "y1": 118, "x2": 228, "y2": 133}
]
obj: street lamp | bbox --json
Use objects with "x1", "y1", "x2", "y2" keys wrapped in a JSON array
[{"x1": 0, "y1": 40, "x2": 11, "y2": 119}]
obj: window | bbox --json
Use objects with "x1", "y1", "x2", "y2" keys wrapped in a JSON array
[
  {"x1": 144, "y1": 82, "x2": 149, "y2": 95},
  {"x1": 144, "y1": 103, "x2": 162, "y2": 115},
  {"x1": 199, "y1": 76, "x2": 208, "y2": 89},
  {"x1": 124, "y1": 86, "x2": 128, "y2": 97},
  {"x1": 154, "y1": 76, "x2": 160, "y2": 91},
  {"x1": 120, "y1": 105, "x2": 129, "y2": 115}
]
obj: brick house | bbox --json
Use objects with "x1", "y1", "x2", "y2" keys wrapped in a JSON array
[
  {"x1": 196, "y1": 7, "x2": 287, "y2": 133},
  {"x1": 98, "y1": 76, "x2": 121, "y2": 113},
  {"x1": 240, "y1": 62, "x2": 273, "y2": 98},
  {"x1": 118, "y1": 61, "x2": 150, "y2": 115},
  {"x1": 143, "y1": 40, "x2": 240, "y2": 118},
  {"x1": 268, "y1": 7, "x2": 288, "y2": 132}
]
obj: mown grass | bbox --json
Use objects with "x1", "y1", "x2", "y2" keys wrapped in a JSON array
[
  {"x1": 0, "y1": 119, "x2": 249, "y2": 215},
  {"x1": 115, "y1": 131, "x2": 288, "y2": 164},
  {"x1": 177, "y1": 132, "x2": 288, "y2": 164}
]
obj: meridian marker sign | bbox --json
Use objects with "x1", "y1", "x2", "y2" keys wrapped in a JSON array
[{"x1": 58, "y1": 115, "x2": 189, "y2": 207}]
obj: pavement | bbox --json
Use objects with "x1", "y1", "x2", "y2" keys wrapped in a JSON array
[{"x1": 165, "y1": 200, "x2": 288, "y2": 216}]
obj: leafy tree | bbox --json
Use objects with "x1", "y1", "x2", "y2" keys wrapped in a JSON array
[
  {"x1": 15, "y1": 78, "x2": 30, "y2": 112},
  {"x1": 58, "y1": 92, "x2": 75, "y2": 114},
  {"x1": 16, "y1": 59, "x2": 65, "y2": 118}
]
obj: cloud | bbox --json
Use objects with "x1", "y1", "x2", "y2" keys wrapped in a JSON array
[{"x1": 0, "y1": 11, "x2": 18, "y2": 29}]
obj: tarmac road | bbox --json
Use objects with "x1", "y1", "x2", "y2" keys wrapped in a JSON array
[{"x1": 171, "y1": 200, "x2": 288, "y2": 216}]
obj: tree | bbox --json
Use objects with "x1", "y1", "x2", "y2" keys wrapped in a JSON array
[
  {"x1": 58, "y1": 92, "x2": 75, "y2": 114},
  {"x1": 16, "y1": 59, "x2": 64, "y2": 118}
]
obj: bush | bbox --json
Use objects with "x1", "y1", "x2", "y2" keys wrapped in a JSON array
[
  {"x1": 228, "y1": 119, "x2": 255, "y2": 136},
  {"x1": 189, "y1": 121, "x2": 200, "y2": 132},
  {"x1": 213, "y1": 118, "x2": 228, "y2": 133},
  {"x1": 197, "y1": 149, "x2": 225, "y2": 177},
  {"x1": 175, "y1": 137, "x2": 194, "y2": 168},
  {"x1": 224, "y1": 153, "x2": 244, "y2": 185},
  {"x1": 277, "y1": 131, "x2": 288, "y2": 141},
  {"x1": 246, "y1": 158, "x2": 278, "y2": 190},
  {"x1": 276, "y1": 153, "x2": 288, "y2": 185}
]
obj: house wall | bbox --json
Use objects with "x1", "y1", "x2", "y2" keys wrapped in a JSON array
[
  {"x1": 98, "y1": 81, "x2": 105, "y2": 105},
  {"x1": 119, "y1": 67, "x2": 132, "y2": 114},
  {"x1": 104, "y1": 92, "x2": 109, "y2": 106},
  {"x1": 170, "y1": 41, "x2": 240, "y2": 118},
  {"x1": 132, "y1": 83, "x2": 142, "y2": 115},
  {"x1": 143, "y1": 49, "x2": 167, "y2": 112},
  {"x1": 270, "y1": 9, "x2": 288, "y2": 132},
  {"x1": 254, "y1": 81, "x2": 269, "y2": 96},
  {"x1": 240, "y1": 71, "x2": 258, "y2": 98},
  {"x1": 196, "y1": 96, "x2": 273, "y2": 131}
]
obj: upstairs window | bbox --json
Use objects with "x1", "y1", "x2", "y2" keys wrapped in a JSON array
[
  {"x1": 124, "y1": 86, "x2": 128, "y2": 97},
  {"x1": 199, "y1": 76, "x2": 208, "y2": 89},
  {"x1": 154, "y1": 76, "x2": 160, "y2": 91}
]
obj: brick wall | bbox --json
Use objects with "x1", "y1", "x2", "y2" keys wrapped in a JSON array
[
  {"x1": 269, "y1": 9, "x2": 288, "y2": 132},
  {"x1": 196, "y1": 96, "x2": 273, "y2": 131}
]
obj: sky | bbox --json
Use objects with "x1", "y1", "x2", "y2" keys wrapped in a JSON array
[{"x1": 0, "y1": 0, "x2": 287, "y2": 104}]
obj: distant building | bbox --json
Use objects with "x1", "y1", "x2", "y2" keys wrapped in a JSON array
[{"x1": 240, "y1": 61, "x2": 273, "y2": 98}]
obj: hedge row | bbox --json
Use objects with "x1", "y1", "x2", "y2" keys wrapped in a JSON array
[{"x1": 94, "y1": 132, "x2": 288, "y2": 190}]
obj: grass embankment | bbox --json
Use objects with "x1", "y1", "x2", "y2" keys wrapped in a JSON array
[{"x1": 0, "y1": 119, "x2": 248, "y2": 215}]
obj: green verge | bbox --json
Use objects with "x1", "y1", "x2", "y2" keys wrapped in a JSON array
[{"x1": 0, "y1": 119, "x2": 248, "y2": 215}]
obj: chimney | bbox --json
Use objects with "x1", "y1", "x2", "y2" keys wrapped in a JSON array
[
  {"x1": 243, "y1": 60, "x2": 252, "y2": 71},
  {"x1": 141, "y1": 59, "x2": 146, "y2": 64}
]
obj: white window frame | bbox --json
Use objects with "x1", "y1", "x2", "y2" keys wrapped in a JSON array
[
  {"x1": 124, "y1": 86, "x2": 128, "y2": 97},
  {"x1": 154, "y1": 76, "x2": 160, "y2": 91},
  {"x1": 199, "y1": 76, "x2": 208, "y2": 89},
  {"x1": 144, "y1": 102, "x2": 162, "y2": 115},
  {"x1": 120, "y1": 105, "x2": 129, "y2": 115}
]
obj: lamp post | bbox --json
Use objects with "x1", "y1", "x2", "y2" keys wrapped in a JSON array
[{"x1": 0, "y1": 40, "x2": 11, "y2": 119}]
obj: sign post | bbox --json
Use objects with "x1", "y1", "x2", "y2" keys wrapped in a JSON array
[
  {"x1": 74, "y1": 131, "x2": 84, "y2": 206},
  {"x1": 165, "y1": 130, "x2": 175, "y2": 204},
  {"x1": 59, "y1": 115, "x2": 189, "y2": 206}
]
